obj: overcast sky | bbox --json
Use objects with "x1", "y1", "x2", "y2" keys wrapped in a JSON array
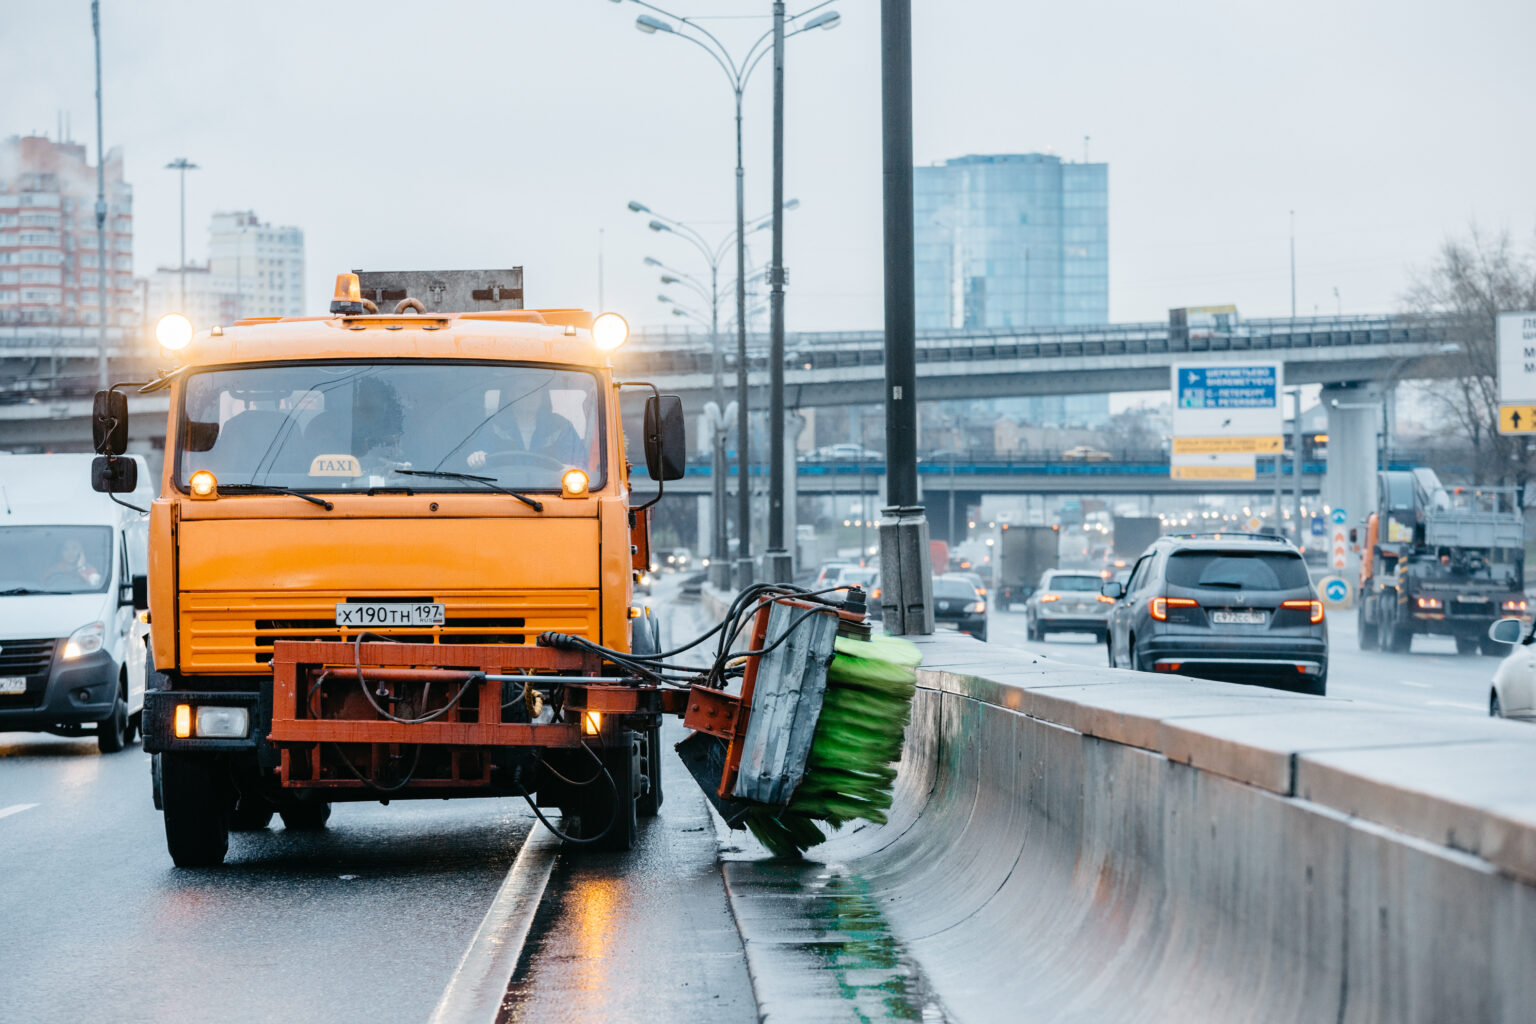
[{"x1": 4, "y1": 0, "x2": 1534, "y2": 337}]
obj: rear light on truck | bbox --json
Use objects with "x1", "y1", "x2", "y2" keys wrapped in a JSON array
[
  {"x1": 581, "y1": 711, "x2": 603, "y2": 736},
  {"x1": 1282, "y1": 599, "x2": 1325, "y2": 623},
  {"x1": 1150, "y1": 597, "x2": 1198, "y2": 621},
  {"x1": 1504, "y1": 599, "x2": 1528, "y2": 612},
  {"x1": 1415, "y1": 597, "x2": 1443, "y2": 610}
]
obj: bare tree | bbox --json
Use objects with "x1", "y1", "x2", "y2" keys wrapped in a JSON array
[{"x1": 1402, "y1": 227, "x2": 1536, "y2": 486}]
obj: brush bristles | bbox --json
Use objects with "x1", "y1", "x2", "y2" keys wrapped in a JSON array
[{"x1": 745, "y1": 632, "x2": 921, "y2": 859}]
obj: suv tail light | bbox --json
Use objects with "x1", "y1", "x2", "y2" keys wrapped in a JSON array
[
  {"x1": 1282, "y1": 599, "x2": 1325, "y2": 624},
  {"x1": 1150, "y1": 596, "x2": 1198, "y2": 621}
]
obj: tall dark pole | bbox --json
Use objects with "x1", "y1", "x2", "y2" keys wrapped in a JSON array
[
  {"x1": 733, "y1": 88, "x2": 753, "y2": 587},
  {"x1": 91, "y1": 0, "x2": 108, "y2": 389},
  {"x1": 877, "y1": 0, "x2": 932, "y2": 633},
  {"x1": 764, "y1": 1, "x2": 792, "y2": 581},
  {"x1": 166, "y1": 158, "x2": 198, "y2": 311}
]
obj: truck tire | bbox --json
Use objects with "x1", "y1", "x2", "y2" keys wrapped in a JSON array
[
  {"x1": 230, "y1": 793, "x2": 276, "y2": 831},
  {"x1": 1455, "y1": 635, "x2": 1479, "y2": 656},
  {"x1": 1357, "y1": 604, "x2": 1378, "y2": 651},
  {"x1": 97, "y1": 679, "x2": 130, "y2": 754},
  {"x1": 572, "y1": 732, "x2": 639, "y2": 851},
  {"x1": 279, "y1": 802, "x2": 331, "y2": 831},
  {"x1": 637, "y1": 724, "x2": 664, "y2": 818},
  {"x1": 1388, "y1": 622, "x2": 1413, "y2": 653},
  {"x1": 1480, "y1": 636, "x2": 1503, "y2": 657},
  {"x1": 161, "y1": 753, "x2": 231, "y2": 868}
]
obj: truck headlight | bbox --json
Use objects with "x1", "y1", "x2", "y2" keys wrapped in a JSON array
[
  {"x1": 195, "y1": 706, "x2": 249, "y2": 739},
  {"x1": 63, "y1": 621, "x2": 106, "y2": 660}
]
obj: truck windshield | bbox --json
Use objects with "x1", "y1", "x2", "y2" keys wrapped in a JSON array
[
  {"x1": 176, "y1": 362, "x2": 604, "y2": 493},
  {"x1": 0, "y1": 525, "x2": 113, "y2": 594}
]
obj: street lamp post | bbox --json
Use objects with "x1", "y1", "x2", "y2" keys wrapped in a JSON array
[
  {"x1": 877, "y1": 0, "x2": 933, "y2": 634},
  {"x1": 613, "y1": 0, "x2": 839, "y2": 587},
  {"x1": 629, "y1": 201, "x2": 792, "y2": 587},
  {"x1": 165, "y1": 157, "x2": 199, "y2": 313},
  {"x1": 90, "y1": 0, "x2": 108, "y2": 389}
]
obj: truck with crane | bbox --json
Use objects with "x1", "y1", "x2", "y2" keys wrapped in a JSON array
[{"x1": 1356, "y1": 467, "x2": 1526, "y2": 655}]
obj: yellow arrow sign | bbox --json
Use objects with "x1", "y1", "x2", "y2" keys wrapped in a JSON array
[
  {"x1": 1171, "y1": 436, "x2": 1284, "y2": 455},
  {"x1": 1499, "y1": 405, "x2": 1536, "y2": 434}
]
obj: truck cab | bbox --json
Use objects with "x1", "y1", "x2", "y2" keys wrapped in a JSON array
[{"x1": 92, "y1": 271, "x2": 686, "y2": 865}]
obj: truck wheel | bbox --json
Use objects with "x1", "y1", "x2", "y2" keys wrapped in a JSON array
[
  {"x1": 151, "y1": 753, "x2": 164, "y2": 810},
  {"x1": 637, "y1": 725, "x2": 664, "y2": 818},
  {"x1": 1455, "y1": 635, "x2": 1478, "y2": 656},
  {"x1": 1388, "y1": 624, "x2": 1412, "y2": 653},
  {"x1": 1357, "y1": 606, "x2": 1378, "y2": 651},
  {"x1": 230, "y1": 793, "x2": 276, "y2": 832},
  {"x1": 279, "y1": 802, "x2": 331, "y2": 831},
  {"x1": 573, "y1": 732, "x2": 639, "y2": 851},
  {"x1": 97, "y1": 681, "x2": 130, "y2": 754},
  {"x1": 161, "y1": 753, "x2": 231, "y2": 867},
  {"x1": 1480, "y1": 636, "x2": 1504, "y2": 657}
]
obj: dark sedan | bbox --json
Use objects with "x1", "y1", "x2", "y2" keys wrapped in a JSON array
[{"x1": 932, "y1": 574, "x2": 987, "y2": 642}]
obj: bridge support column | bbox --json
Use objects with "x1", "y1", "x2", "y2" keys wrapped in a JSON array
[{"x1": 1322, "y1": 382, "x2": 1385, "y2": 529}]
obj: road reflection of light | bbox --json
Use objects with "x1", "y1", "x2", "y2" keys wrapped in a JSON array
[
  {"x1": 58, "y1": 753, "x2": 103, "y2": 791},
  {"x1": 570, "y1": 875, "x2": 620, "y2": 1000}
]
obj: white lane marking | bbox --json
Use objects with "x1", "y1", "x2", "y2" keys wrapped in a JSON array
[
  {"x1": 0, "y1": 803, "x2": 39, "y2": 820},
  {"x1": 1424, "y1": 699, "x2": 1483, "y2": 711},
  {"x1": 1400, "y1": 681, "x2": 1431, "y2": 689},
  {"x1": 427, "y1": 821, "x2": 562, "y2": 1024}
]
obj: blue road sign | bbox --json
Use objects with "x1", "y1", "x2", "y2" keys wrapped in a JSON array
[
  {"x1": 1176, "y1": 365, "x2": 1278, "y2": 410},
  {"x1": 1310, "y1": 517, "x2": 1325, "y2": 537},
  {"x1": 1330, "y1": 508, "x2": 1348, "y2": 526},
  {"x1": 1323, "y1": 578, "x2": 1348, "y2": 602}
]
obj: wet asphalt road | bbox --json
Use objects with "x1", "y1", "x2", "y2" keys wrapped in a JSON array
[
  {"x1": 0, "y1": 735, "x2": 532, "y2": 1024},
  {"x1": 986, "y1": 605, "x2": 1504, "y2": 716},
  {"x1": 1, "y1": 576, "x2": 755, "y2": 1024}
]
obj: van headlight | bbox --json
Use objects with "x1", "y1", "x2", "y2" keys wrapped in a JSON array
[{"x1": 63, "y1": 621, "x2": 106, "y2": 660}]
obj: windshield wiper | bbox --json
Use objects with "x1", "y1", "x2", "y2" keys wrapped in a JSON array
[
  {"x1": 393, "y1": 470, "x2": 544, "y2": 512},
  {"x1": 0, "y1": 587, "x2": 65, "y2": 596},
  {"x1": 217, "y1": 484, "x2": 334, "y2": 510},
  {"x1": 1197, "y1": 580, "x2": 1245, "y2": 588}
]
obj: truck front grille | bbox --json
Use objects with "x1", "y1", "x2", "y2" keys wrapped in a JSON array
[{"x1": 181, "y1": 591, "x2": 599, "y2": 674}]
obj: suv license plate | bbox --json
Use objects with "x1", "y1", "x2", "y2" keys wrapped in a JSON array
[
  {"x1": 0, "y1": 676, "x2": 26, "y2": 695},
  {"x1": 335, "y1": 602, "x2": 445, "y2": 628},
  {"x1": 1211, "y1": 610, "x2": 1266, "y2": 625}
]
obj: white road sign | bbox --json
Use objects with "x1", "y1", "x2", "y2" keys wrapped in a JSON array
[
  {"x1": 1170, "y1": 362, "x2": 1284, "y2": 450},
  {"x1": 1497, "y1": 312, "x2": 1536, "y2": 404}
]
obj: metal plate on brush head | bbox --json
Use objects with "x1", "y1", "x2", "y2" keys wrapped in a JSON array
[{"x1": 733, "y1": 601, "x2": 839, "y2": 807}]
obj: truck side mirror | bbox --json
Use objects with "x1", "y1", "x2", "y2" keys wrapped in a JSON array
[
  {"x1": 91, "y1": 455, "x2": 138, "y2": 494},
  {"x1": 1101, "y1": 581, "x2": 1124, "y2": 600},
  {"x1": 93, "y1": 390, "x2": 128, "y2": 455},
  {"x1": 131, "y1": 574, "x2": 149, "y2": 612},
  {"x1": 643, "y1": 395, "x2": 687, "y2": 482}
]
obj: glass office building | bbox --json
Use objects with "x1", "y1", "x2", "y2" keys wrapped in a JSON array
[
  {"x1": 915, "y1": 153, "x2": 1107, "y2": 329},
  {"x1": 914, "y1": 154, "x2": 1110, "y2": 427}
]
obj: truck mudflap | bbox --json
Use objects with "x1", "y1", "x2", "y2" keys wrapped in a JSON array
[{"x1": 267, "y1": 639, "x2": 686, "y2": 792}]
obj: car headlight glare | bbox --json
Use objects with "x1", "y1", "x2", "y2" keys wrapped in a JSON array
[{"x1": 63, "y1": 621, "x2": 106, "y2": 660}]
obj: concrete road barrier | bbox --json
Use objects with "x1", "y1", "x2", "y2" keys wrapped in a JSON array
[{"x1": 703, "y1": 586, "x2": 1536, "y2": 1022}]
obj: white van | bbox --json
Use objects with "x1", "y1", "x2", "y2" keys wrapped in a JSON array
[{"x1": 0, "y1": 454, "x2": 152, "y2": 752}]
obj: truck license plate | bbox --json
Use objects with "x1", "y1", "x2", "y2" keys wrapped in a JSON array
[
  {"x1": 335, "y1": 602, "x2": 445, "y2": 628},
  {"x1": 1211, "y1": 610, "x2": 1266, "y2": 625},
  {"x1": 0, "y1": 676, "x2": 26, "y2": 695}
]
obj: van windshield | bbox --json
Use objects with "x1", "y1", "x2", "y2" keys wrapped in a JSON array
[
  {"x1": 176, "y1": 362, "x2": 605, "y2": 493},
  {"x1": 0, "y1": 525, "x2": 113, "y2": 594}
]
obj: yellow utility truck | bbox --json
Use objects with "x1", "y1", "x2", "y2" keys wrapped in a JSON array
[{"x1": 91, "y1": 270, "x2": 687, "y2": 865}]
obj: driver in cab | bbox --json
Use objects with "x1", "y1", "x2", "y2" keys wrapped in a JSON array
[{"x1": 465, "y1": 391, "x2": 586, "y2": 471}]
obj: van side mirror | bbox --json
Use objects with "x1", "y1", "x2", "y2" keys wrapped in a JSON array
[
  {"x1": 91, "y1": 455, "x2": 138, "y2": 494},
  {"x1": 643, "y1": 395, "x2": 687, "y2": 482},
  {"x1": 131, "y1": 575, "x2": 149, "y2": 612},
  {"x1": 1488, "y1": 617, "x2": 1525, "y2": 645},
  {"x1": 93, "y1": 390, "x2": 129, "y2": 455},
  {"x1": 1101, "y1": 581, "x2": 1124, "y2": 600}
]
